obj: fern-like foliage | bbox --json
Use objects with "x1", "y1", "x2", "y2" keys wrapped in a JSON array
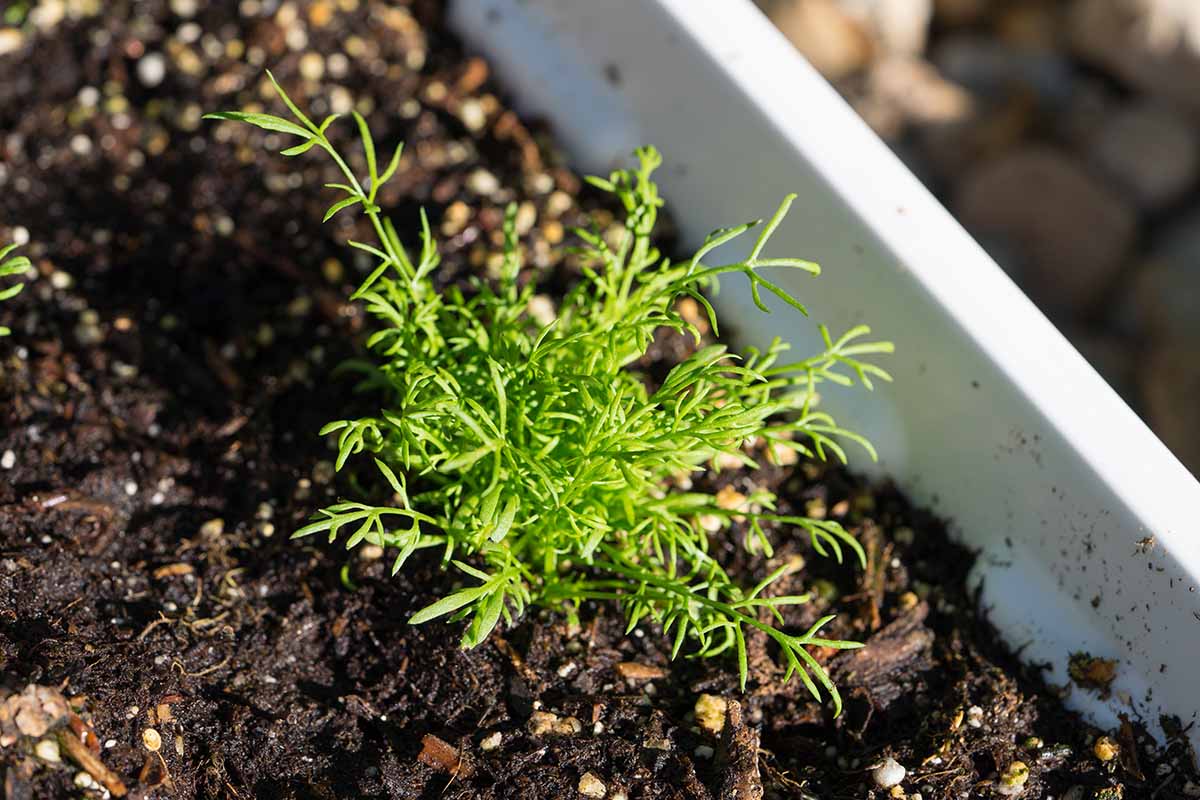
[
  {"x1": 0, "y1": 242, "x2": 30, "y2": 337},
  {"x1": 206, "y1": 73, "x2": 893, "y2": 714}
]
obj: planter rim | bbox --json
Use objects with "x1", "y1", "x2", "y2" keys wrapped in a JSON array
[{"x1": 449, "y1": 0, "x2": 1200, "y2": 744}]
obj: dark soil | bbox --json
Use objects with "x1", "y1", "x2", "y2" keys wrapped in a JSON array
[{"x1": 0, "y1": 2, "x2": 1196, "y2": 799}]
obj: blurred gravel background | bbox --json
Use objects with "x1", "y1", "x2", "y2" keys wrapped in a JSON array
[{"x1": 757, "y1": 0, "x2": 1200, "y2": 476}]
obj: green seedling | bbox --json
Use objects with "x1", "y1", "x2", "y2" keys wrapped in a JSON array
[
  {"x1": 0, "y1": 241, "x2": 30, "y2": 337},
  {"x1": 207, "y1": 72, "x2": 892, "y2": 713}
]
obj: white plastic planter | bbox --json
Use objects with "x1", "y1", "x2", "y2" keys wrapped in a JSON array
[{"x1": 449, "y1": 0, "x2": 1200, "y2": 744}]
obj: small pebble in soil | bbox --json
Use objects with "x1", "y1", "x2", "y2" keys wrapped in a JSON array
[
  {"x1": 966, "y1": 704, "x2": 984, "y2": 728},
  {"x1": 480, "y1": 731, "x2": 501, "y2": 751},
  {"x1": 767, "y1": 439, "x2": 799, "y2": 465},
  {"x1": 0, "y1": 451, "x2": 14, "y2": 470},
  {"x1": 441, "y1": 201, "x2": 471, "y2": 236},
  {"x1": 299, "y1": 52, "x2": 324, "y2": 81},
  {"x1": 459, "y1": 99, "x2": 486, "y2": 132},
  {"x1": 74, "y1": 772, "x2": 96, "y2": 790},
  {"x1": 694, "y1": 694, "x2": 727, "y2": 734},
  {"x1": 35, "y1": 738, "x2": 61, "y2": 762},
  {"x1": 0, "y1": 29, "x2": 24, "y2": 57},
  {"x1": 137, "y1": 52, "x2": 167, "y2": 87},
  {"x1": 715, "y1": 484, "x2": 747, "y2": 511},
  {"x1": 694, "y1": 744, "x2": 714, "y2": 759},
  {"x1": 320, "y1": 259, "x2": 342, "y2": 284},
  {"x1": 1093, "y1": 735, "x2": 1119, "y2": 762},
  {"x1": 526, "y1": 295, "x2": 556, "y2": 327},
  {"x1": 514, "y1": 202, "x2": 537, "y2": 235},
  {"x1": 577, "y1": 772, "x2": 606, "y2": 798},
  {"x1": 872, "y1": 757, "x2": 906, "y2": 788},
  {"x1": 527, "y1": 711, "x2": 581, "y2": 737},
  {"x1": 177, "y1": 22, "x2": 200, "y2": 43},
  {"x1": 996, "y1": 761, "x2": 1030, "y2": 796},
  {"x1": 143, "y1": 727, "x2": 162, "y2": 751},
  {"x1": 466, "y1": 168, "x2": 500, "y2": 197}
]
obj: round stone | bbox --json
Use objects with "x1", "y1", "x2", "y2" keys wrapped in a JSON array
[
  {"x1": 953, "y1": 146, "x2": 1137, "y2": 315},
  {"x1": 578, "y1": 772, "x2": 606, "y2": 798},
  {"x1": 35, "y1": 739, "x2": 61, "y2": 763},
  {"x1": 299, "y1": 52, "x2": 325, "y2": 81},
  {"x1": 1090, "y1": 103, "x2": 1198, "y2": 211},
  {"x1": 872, "y1": 757, "x2": 906, "y2": 788},
  {"x1": 768, "y1": 0, "x2": 873, "y2": 80},
  {"x1": 137, "y1": 53, "x2": 167, "y2": 87}
]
